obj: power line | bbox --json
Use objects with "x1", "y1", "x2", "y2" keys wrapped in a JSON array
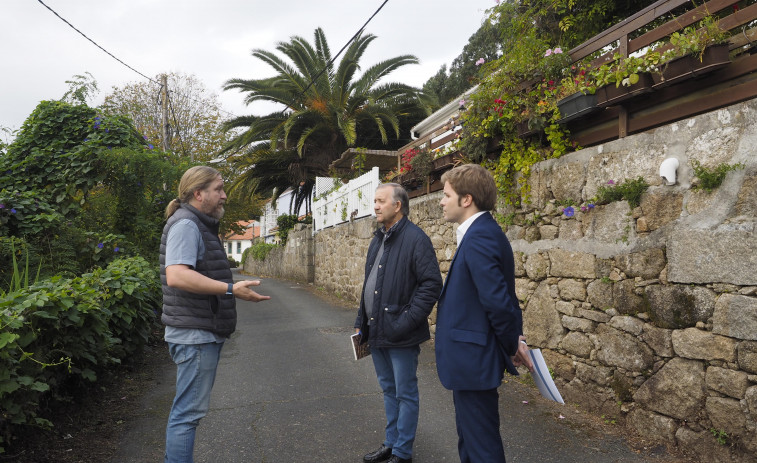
[
  {"x1": 166, "y1": 88, "x2": 190, "y2": 158},
  {"x1": 35, "y1": 0, "x2": 240, "y2": 120},
  {"x1": 36, "y1": 0, "x2": 391, "y2": 128},
  {"x1": 300, "y1": 0, "x2": 389, "y2": 96},
  {"x1": 36, "y1": 0, "x2": 156, "y2": 84}
]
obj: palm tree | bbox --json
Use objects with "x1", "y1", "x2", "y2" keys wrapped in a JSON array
[{"x1": 222, "y1": 27, "x2": 433, "y2": 214}]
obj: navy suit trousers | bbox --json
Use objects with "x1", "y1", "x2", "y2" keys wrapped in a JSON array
[{"x1": 452, "y1": 388, "x2": 506, "y2": 463}]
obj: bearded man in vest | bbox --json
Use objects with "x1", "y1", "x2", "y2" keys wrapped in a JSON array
[{"x1": 160, "y1": 166, "x2": 270, "y2": 463}]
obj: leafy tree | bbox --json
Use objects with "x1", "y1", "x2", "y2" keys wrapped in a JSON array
[
  {"x1": 0, "y1": 100, "x2": 188, "y2": 275},
  {"x1": 222, "y1": 27, "x2": 433, "y2": 212},
  {"x1": 423, "y1": 23, "x2": 502, "y2": 106},
  {"x1": 100, "y1": 72, "x2": 232, "y2": 161},
  {"x1": 60, "y1": 71, "x2": 99, "y2": 105},
  {"x1": 1, "y1": 101, "x2": 147, "y2": 219}
]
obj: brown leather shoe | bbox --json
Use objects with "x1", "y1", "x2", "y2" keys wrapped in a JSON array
[{"x1": 363, "y1": 444, "x2": 392, "y2": 463}]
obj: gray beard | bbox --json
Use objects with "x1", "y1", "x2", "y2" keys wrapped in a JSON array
[{"x1": 209, "y1": 206, "x2": 225, "y2": 220}]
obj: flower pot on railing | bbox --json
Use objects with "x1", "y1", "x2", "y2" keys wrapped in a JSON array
[
  {"x1": 557, "y1": 92, "x2": 599, "y2": 123},
  {"x1": 652, "y1": 43, "x2": 731, "y2": 89},
  {"x1": 595, "y1": 72, "x2": 654, "y2": 107},
  {"x1": 396, "y1": 172, "x2": 423, "y2": 191},
  {"x1": 431, "y1": 152, "x2": 461, "y2": 171},
  {"x1": 516, "y1": 118, "x2": 543, "y2": 137}
]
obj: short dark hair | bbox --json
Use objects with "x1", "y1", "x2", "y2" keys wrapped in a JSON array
[
  {"x1": 379, "y1": 183, "x2": 409, "y2": 216},
  {"x1": 441, "y1": 164, "x2": 497, "y2": 211}
]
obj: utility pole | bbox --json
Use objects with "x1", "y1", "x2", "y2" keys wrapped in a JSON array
[{"x1": 160, "y1": 74, "x2": 172, "y2": 152}]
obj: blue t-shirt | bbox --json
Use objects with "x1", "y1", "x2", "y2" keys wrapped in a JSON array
[{"x1": 164, "y1": 218, "x2": 225, "y2": 344}]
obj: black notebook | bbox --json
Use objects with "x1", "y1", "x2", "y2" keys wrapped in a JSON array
[{"x1": 350, "y1": 333, "x2": 371, "y2": 360}]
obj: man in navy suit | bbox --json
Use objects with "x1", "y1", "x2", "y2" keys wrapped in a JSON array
[{"x1": 435, "y1": 164, "x2": 533, "y2": 463}]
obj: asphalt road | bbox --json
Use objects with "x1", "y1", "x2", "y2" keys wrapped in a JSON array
[{"x1": 111, "y1": 273, "x2": 688, "y2": 463}]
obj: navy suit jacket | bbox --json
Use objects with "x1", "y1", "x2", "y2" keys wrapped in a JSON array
[{"x1": 435, "y1": 212, "x2": 523, "y2": 391}]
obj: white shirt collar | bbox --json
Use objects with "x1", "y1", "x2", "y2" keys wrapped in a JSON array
[{"x1": 456, "y1": 211, "x2": 487, "y2": 246}]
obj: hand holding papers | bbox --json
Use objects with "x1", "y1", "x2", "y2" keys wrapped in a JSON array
[{"x1": 527, "y1": 348, "x2": 564, "y2": 404}]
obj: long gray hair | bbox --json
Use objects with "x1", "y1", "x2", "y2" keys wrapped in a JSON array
[{"x1": 165, "y1": 166, "x2": 221, "y2": 219}]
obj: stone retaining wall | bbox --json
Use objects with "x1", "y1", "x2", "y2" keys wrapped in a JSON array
[
  {"x1": 506, "y1": 101, "x2": 757, "y2": 462},
  {"x1": 243, "y1": 100, "x2": 757, "y2": 461},
  {"x1": 243, "y1": 224, "x2": 314, "y2": 282}
]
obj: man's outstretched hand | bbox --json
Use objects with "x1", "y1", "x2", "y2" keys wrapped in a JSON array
[{"x1": 233, "y1": 280, "x2": 271, "y2": 302}]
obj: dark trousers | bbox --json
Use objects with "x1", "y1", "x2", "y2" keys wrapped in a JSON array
[{"x1": 452, "y1": 388, "x2": 506, "y2": 463}]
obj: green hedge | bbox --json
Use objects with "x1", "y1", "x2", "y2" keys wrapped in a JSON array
[
  {"x1": 0, "y1": 256, "x2": 161, "y2": 452},
  {"x1": 243, "y1": 241, "x2": 278, "y2": 263}
]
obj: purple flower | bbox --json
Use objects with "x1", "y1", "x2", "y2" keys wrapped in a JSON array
[
  {"x1": 581, "y1": 206, "x2": 588, "y2": 212},
  {"x1": 148, "y1": 144, "x2": 154, "y2": 150},
  {"x1": 10, "y1": 208, "x2": 16, "y2": 214},
  {"x1": 563, "y1": 206, "x2": 575, "y2": 217},
  {"x1": 97, "y1": 242, "x2": 104, "y2": 249},
  {"x1": 588, "y1": 203, "x2": 595, "y2": 209},
  {"x1": 0, "y1": 204, "x2": 4, "y2": 209},
  {"x1": 114, "y1": 246, "x2": 120, "y2": 252},
  {"x1": 607, "y1": 179, "x2": 615, "y2": 185}
]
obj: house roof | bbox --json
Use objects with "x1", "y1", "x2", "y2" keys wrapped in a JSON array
[
  {"x1": 410, "y1": 85, "x2": 478, "y2": 140},
  {"x1": 224, "y1": 220, "x2": 260, "y2": 241}
]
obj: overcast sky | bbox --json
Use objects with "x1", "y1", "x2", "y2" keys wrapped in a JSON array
[{"x1": 1, "y1": 0, "x2": 496, "y2": 138}]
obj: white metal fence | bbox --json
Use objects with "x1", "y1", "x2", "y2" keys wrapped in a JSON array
[{"x1": 313, "y1": 167, "x2": 380, "y2": 232}]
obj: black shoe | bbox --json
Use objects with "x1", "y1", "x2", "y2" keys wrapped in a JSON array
[
  {"x1": 387, "y1": 456, "x2": 412, "y2": 463},
  {"x1": 363, "y1": 444, "x2": 392, "y2": 463}
]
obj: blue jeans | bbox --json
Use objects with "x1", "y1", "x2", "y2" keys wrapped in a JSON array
[
  {"x1": 164, "y1": 342, "x2": 224, "y2": 463},
  {"x1": 371, "y1": 345, "x2": 421, "y2": 459}
]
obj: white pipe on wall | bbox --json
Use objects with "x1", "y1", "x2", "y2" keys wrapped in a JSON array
[{"x1": 659, "y1": 157, "x2": 680, "y2": 185}]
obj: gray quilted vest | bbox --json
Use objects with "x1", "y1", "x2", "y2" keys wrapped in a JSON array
[{"x1": 160, "y1": 204, "x2": 236, "y2": 337}]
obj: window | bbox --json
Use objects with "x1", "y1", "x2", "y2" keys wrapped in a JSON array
[
  {"x1": 227, "y1": 242, "x2": 232, "y2": 253},
  {"x1": 236, "y1": 242, "x2": 241, "y2": 253}
]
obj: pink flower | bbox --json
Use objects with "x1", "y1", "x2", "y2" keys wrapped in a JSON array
[
  {"x1": 554, "y1": 47, "x2": 563, "y2": 54},
  {"x1": 475, "y1": 58, "x2": 485, "y2": 66},
  {"x1": 544, "y1": 49, "x2": 553, "y2": 57},
  {"x1": 459, "y1": 99, "x2": 466, "y2": 107}
]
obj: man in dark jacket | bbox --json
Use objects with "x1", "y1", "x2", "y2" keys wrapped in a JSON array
[
  {"x1": 355, "y1": 183, "x2": 442, "y2": 463},
  {"x1": 160, "y1": 166, "x2": 270, "y2": 463}
]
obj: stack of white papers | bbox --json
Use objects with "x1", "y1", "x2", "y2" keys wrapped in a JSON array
[{"x1": 528, "y1": 348, "x2": 564, "y2": 404}]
